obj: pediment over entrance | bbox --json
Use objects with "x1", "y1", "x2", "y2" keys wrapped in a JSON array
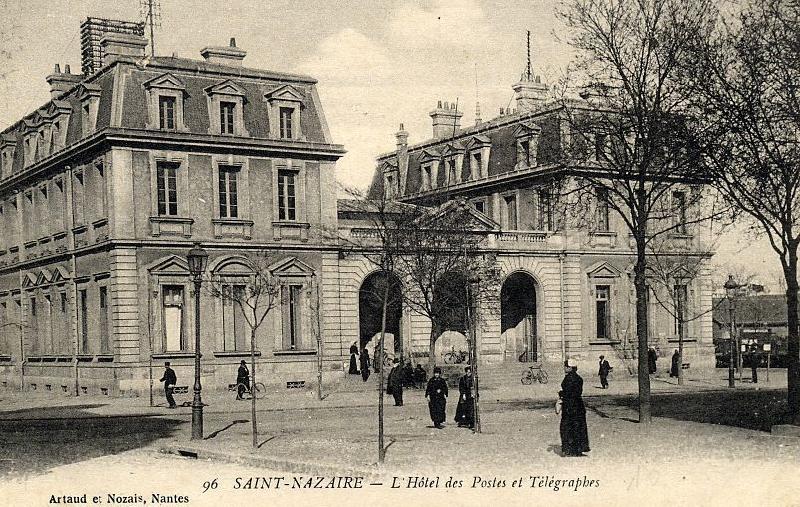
[
  {"x1": 148, "y1": 255, "x2": 190, "y2": 274},
  {"x1": 586, "y1": 261, "x2": 622, "y2": 279},
  {"x1": 268, "y1": 257, "x2": 315, "y2": 277}
]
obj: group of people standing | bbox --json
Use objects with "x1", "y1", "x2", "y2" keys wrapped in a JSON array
[{"x1": 422, "y1": 366, "x2": 475, "y2": 429}]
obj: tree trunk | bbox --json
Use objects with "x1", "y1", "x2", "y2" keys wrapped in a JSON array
[
  {"x1": 785, "y1": 246, "x2": 800, "y2": 421},
  {"x1": 378, "y1": 281, "x2": 390, "y2": 464},
  {"x1": 250, "y1": 328, "x2": 258, "y2": 448},
  {"x1": 634, "y1": 238, "x2": 652, "y2": 425},
  {"x1": 677, "y1": 290, "x2": 684, "y2": 387},
  {"x1": 428, "y1": 324, "x2": 438, "y2": 377}
]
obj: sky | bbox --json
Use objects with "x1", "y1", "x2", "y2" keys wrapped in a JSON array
[{"x1": 0, "y1": 0, "x2": 785, "y2": 289}]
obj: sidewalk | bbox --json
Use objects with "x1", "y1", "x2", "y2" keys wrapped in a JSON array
[{"x1": 0, "y1": 368, "x2": 785, "y2": 419}]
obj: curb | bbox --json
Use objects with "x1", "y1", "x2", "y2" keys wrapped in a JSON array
[
  {"x1": 159, "y1": 444, "x2": 382, "y2": 479},
  {"x1": 771, "y1": 424, "x2": 800, "y2": 439}
]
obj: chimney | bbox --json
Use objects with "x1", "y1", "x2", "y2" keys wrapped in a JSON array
[
  {"x1": 46, "y1": 64, "x2": 83, "y2": 98},
  {"x1": 395, "y1": 123, "x2": 410, "y2": 194},
  {"x1": 429, "y1": 100, "x2": 463, "y2": 139},
  {"x1": 512, "y1": 73, "x2": 548, "y2": 112},
  {"x1": 100, "y1": 33, "x2": 148, "y2": 66},
  {"x1": 200, "y1": 38, "x2": 247, "y2": 67}
]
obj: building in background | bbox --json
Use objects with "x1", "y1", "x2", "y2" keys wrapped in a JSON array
[{"x1": 351, "y1": 68, "x2": 716, "y2": 373}]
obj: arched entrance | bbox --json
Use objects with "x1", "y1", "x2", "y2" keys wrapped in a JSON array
[
  {"x1": 501, "y1": 272, "x2": 538, "y2": 362},
  {"x1": 432, "y1": 271, "x2": 471, "y2": 361},
  {"x1": 358, "y1": 272, "x2": 403, "y2": 359}
]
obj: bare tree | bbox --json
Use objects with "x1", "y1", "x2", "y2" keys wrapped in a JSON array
[
  {"x1": 556, "y1": 0, "x2": 718, "y2": 424},
  {"x1": 206, "y1": 252, "x2": 281, "y2": 448},
  {"x1": 687, "y1": 0, "x2": 800, "y2": 420}
]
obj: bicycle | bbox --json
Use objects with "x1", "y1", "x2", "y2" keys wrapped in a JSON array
[
  {"x1": 443, "y1": 346, "x2": 468, "y2": 364},
  {"x1": 521, "y1": 364, "x2": 548, "y2": 384},
  {"x1": 234, "y1": 381, "x2": 266, "y2": 400}
]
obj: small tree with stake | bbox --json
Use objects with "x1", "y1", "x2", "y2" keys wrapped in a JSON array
[{"x1": 207, "y1": 252, "x2": 281, "y2": 448}]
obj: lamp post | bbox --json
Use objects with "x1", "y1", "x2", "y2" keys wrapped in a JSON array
[
  {"x1": 187, "y1": 242, "x2": 208, "y2": 440},
  {"x1": 724, "y1": 275, "x2": 738, "y2": 389}
]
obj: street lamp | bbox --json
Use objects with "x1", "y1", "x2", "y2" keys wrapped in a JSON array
[
  {"x1": 723, "y1": 275, "x2": 738, "y2": 389},
  {"x1": 187, "y1": 242, "x2": 208, "y2": 440}
]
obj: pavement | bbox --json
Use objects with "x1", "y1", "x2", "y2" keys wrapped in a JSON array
[{"x1": 1, "y1": 368, "x2": 798, "y2": 506}]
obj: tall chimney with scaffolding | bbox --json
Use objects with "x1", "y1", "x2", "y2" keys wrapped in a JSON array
[{"x1": 512, "y1": 30, "x2": 548, "y2": 112}]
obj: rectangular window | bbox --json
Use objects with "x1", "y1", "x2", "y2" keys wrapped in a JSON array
[
  {"x1": 82, "y1": 104, "x2": 91, "y2": 133},
  {"x1": 220, "y1": 101, "x2": 236, "y2": 135},
  {"x1": 156, "y1": 162, "x2": 179, "y2": 216},
  {"x1": 596, "y1": 285, "x2": 610, "y2": 339},
  {"x1": 470, "y1": 152, "x2": 482, "y2": 180},
  {"x1": 223, "y1": 285, "x2": 248, "y2": 351},
  {"x1": 162, "y1": 286, "x2": 185, "y2": 352},
  {"x1": 446, "y1": 159, "x2": 456, "y2": 184},
  {"x1": 537, "y1": 189, "x2": 552, "y2": 231},
  {"x1": 218, "y1": 165, "x2": 239, "y2": 218},
  {"x1": 384, "y1": 174, "x2": 396, "y2": 199},
  {"x1": 596, "y1": 187, "x2": 610, "y2": 232},
  {"x1": 159, "y1": 96, "x2": 176, "y2": 130},
  {"x1": 673, "y1": 284, "x2": 688, "y2": 336},
  {"x1": 73, "y1": 170, "x2": 85, "y2": 226},
  {"x1": 60, "y1": 292, "x2": 67, "y2": 313},
  {"x1": 519, "y1": 139, "x2": 531, "y2": 166},
  {"x1": 99, "y1": 286, "x2": 109, "y2": 354},
  {"x1": 422, "y1": 165, "x2": 432, "y2": 191},
  {"x1": 282, "y1": 284, "x2": 302, "y2": 350},
  {"x1": 29, "y1": 297, "x2": 38, "y2": 354},
  {"x1": 79, "y1": 289, "x2": 88, "y2": 353},
  {"x1": 277, "y1": 169, "x2": 297, "y2": 221},
  {"x1": 595, "y1": 133, "x2": 607, "y2": 160},
  {"x1": 504, "y1": 194, "x2": 518, "y2": 230},
  {"x1": 279, "y1": 107, "x2": 293, "y2": 139},
  {"x1": 673, "y1": 191, "x2": 687, "y2": 234}
]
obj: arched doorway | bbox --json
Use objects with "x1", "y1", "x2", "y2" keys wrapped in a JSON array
[
  {"x1": 358, "y1": 272, "x2": 403, "y2": 359},
  {"x1": 432, "y1": 271, "x2": 471, "y2": 361},
  {"x1": 501, "y1": 272, "x2": 538, "y2": 362}
]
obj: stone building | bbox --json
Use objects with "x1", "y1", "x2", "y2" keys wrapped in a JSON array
[
  {"x1": 347, "y1": 72, "x2": 716, "y2": 372},
  {"x1": 0, "y1": 32, "x2": 344, "y2": 396}
]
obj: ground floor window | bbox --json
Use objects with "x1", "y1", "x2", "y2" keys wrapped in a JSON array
[
  {"x1": 162, "y1": 285, "x2": 185, "y2": 352},
  {"x1": 281, "y1": 284, "x2": 302, "y2": 350},
  {"x1": 222, "y1": 284, "x2": 248, "y2": 351}
]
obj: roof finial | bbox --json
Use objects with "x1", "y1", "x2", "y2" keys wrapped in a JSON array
[{"x1": 526, "y1": 30, "x2": 532, "y2": 82}]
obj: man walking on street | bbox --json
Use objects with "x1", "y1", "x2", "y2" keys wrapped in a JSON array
[
  {"x1": 159, "y1": 362, "x2": 177, "y2": 409},
  {"x1": 598, "y1": 355, "x2": 611, "y2": 389},
  {"x1": 360, "y1": 348, "x2": 371, "y2": 382},
  {"x1": 387, "y1": 358, "x2": 404, "y2": 406}
]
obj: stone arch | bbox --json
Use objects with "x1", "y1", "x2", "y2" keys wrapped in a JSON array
[
  {"x1": 432, "y1": 270, "x2": 472, "y2": 361},
  {"x1": 358, "y1": 270, "x2": 403, "y2": 360},
  {"x1": 500, "y1": 270, "x2": 541, "y2": 362},
  {"x1": 207, "y1": 254, "x2": 253, "y2": 275}
]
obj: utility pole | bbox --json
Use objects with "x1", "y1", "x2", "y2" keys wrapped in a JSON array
[{"x1": 140, "y1": 0, "x2": 161, "y2": 57}]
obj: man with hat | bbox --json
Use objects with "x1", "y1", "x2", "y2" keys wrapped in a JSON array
[
  {"x1": 425, "y1": 367, "x2": 448, "y2": 429},
  {"x1": 559, "y1": 358, "x2": 590, "y2": 456},
  {"x1": 236, "y1": 360, "x2": 250, "y2": 400},
  {"x1": 386, "y1": 358, "x2": 404, "y2": 406},
  {"x1": 598, "y1": 355, "x2": 611, "y2": 389}
]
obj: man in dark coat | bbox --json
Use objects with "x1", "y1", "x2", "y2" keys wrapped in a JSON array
[
  {"x1": 749, "y1": 343, "x2": 759, "y2": 384},
  {"x1": 348, "y1": 343, "x2": 359, "y2": 375},
  {"x1": 648, "y1": 347, "x2": 658, "y2": 374},
  {"x1": 359, "y1": 348, "x2": 371, "y2": 382},
  {"x1": 670, "y1": 350, "x2": 680, "y2": 378},
  {"x1": 559, "y1": 359, "x2": 590, "y2": 456},
  {"x1": 454, "y1": 366, "x2": 475, "y2": 428},
  {"x1": 159, "y1": 362, "x2": 177, "y2": 409},
  {"x1": 403, "y1": 359, "x2": 415, "y2": 388},
  {"x1": 598, "y1": 355, "x2": 611, "y2": 389},
  {"x1": 425, "y1": 367, "x2": 448, "y2": 428},
  {"x1": 386, "y1": 358, "x2": 404, "y2": 406},
  {"x1": 236, "y1": 360, "x2": 250, "y2": 400}
]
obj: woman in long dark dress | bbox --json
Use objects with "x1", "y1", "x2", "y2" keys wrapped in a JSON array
[
  {"x1": 559, "y1": 359, "x2": 590, "y2": 456},
  {"x1": 359, "y1": 348, "x2": 371, "y2": 382},
  {"x1": 454, "y1": 366, "x2": 475, "y2": 428},
  {"x1": 425, "y1": 367, "x2": 448, "y2": 428},
  {"x1": 349, "y1": 343, "x2": 359, "y2": 375},
  {"x1": 670, "y1": 349, "x2": 680, "y2": 378}
]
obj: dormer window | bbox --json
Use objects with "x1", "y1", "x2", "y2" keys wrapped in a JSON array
[
  {"x1": 445, "y1": 158, "x2": 457, "y2": 185},
  {"x1": 205, "y1": 80, "x2": 248, "y2": 136},
  {"x1": 384, "y1": 170, "x2": 399, "y2": 200},
  {"x1": 264, "y1": 85, "x2": 304, "y2": 141},
  {"x1": 0, "y1": 136, "x2": 16, "y2": 177},
  {"x1": 77, "y1": 83, "x2": 101, "y2": 136},
  {"x1": 418, "y1": 149, "x2": 440, "y2": 192},
  {"x1": 421, "y1": 163, "x2": 434, "y2": 191},
  {"x1": 594, "y1": 133, "x2": 608, "y2": 161},
  {"x1": 513, "y1": 121, "x2": 541, "y2": 169},
  {"x1": 159, "y1": 96, "x2": 176, "y2": 130},
  {"x1": 466, "y1": 134, "x2": 491, "y2": 180},
  {"x1": 143, "y1": 73, "x2": 187, "y2": 132}
]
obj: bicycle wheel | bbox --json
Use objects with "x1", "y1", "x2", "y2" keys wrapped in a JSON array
[
  {"x1": 444, "y1": 353, "x2": 456, "y2": 364},
  {"x1": 521, "y1": 372, "x2": 533, "y2": 385},
  {"x1": 235, "y1": 383, "x2": 249, "y2": 399},
  {"x1": 383, "y1": 355, "x2": 393, "y2": 367},
  {"x1": 537, "y1": 370, "x2": 549, "y2": 384},
  {"x1": 253, "y1": 382, "x2": 266, "y2": 399}
]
